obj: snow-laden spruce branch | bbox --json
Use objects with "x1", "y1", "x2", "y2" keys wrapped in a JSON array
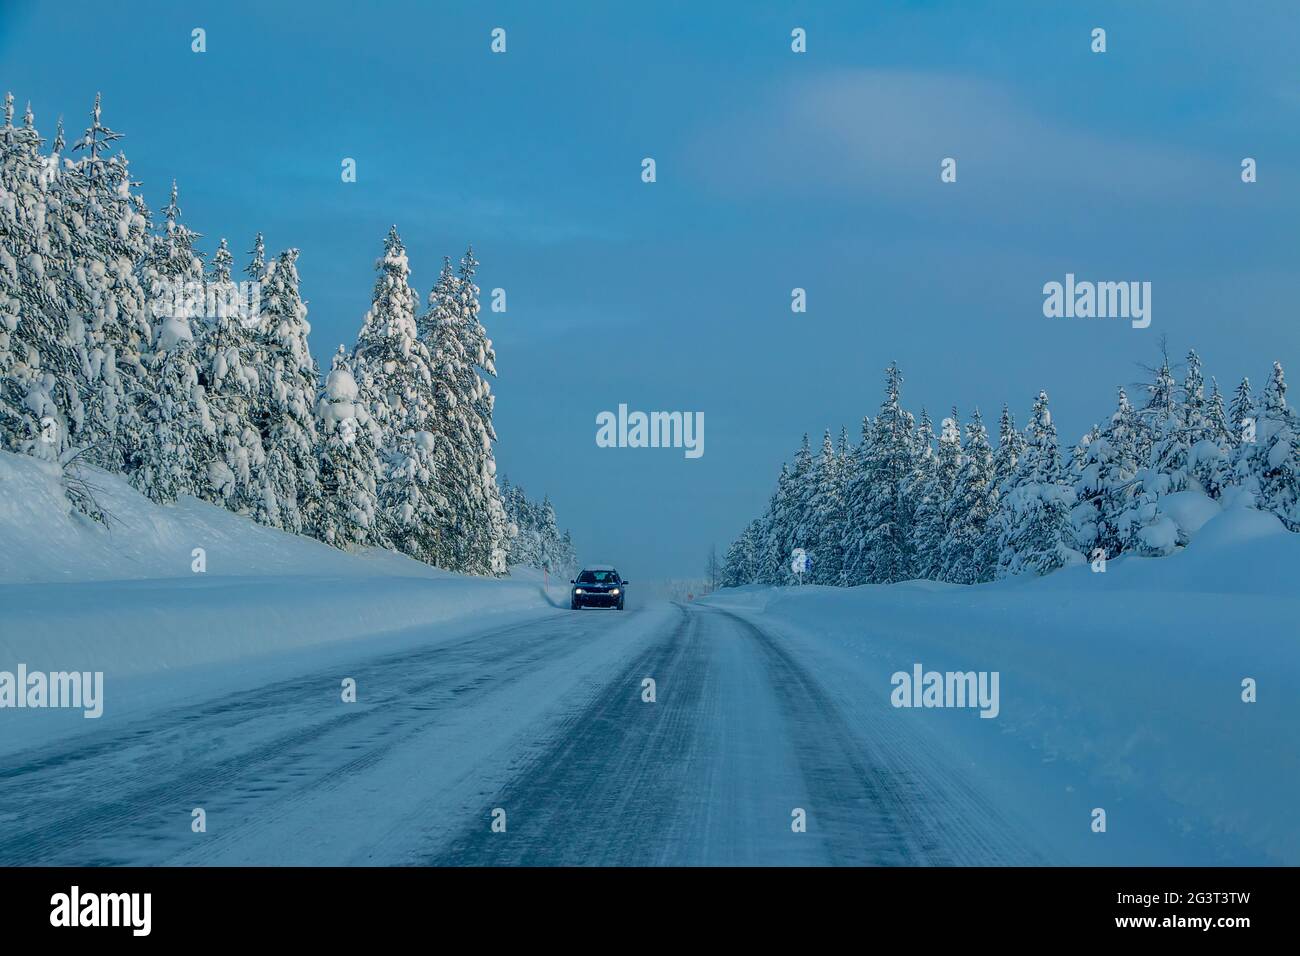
[
  {"x1": 723, "y1": 354, "x2": 1299, "y2": 588},
  {"x1": 0, "y1": 93, "x2": 574, "y2": 576}
]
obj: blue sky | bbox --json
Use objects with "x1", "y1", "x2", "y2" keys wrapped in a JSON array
[{"x1": 2, "y1": 0, "x2": 1296, "y2": 578}]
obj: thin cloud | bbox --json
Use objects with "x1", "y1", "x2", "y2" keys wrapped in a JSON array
[{"x1": 688, "y1": 69, "x2": 1251, "y2": 209}]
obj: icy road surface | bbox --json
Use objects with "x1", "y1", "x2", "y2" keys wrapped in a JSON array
[{"x1": 0, "y1": 603, "x2": 1037, "y2": 866}]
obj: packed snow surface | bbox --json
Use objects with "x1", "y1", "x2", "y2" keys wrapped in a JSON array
[
  {"x1": 703, "y1": 503, "x2": 1300, "y2": 864},
  {"x1": 1, "y1": 449, "x2": 1295, "y2": 864},
  {"x1": 0, "y1": 450, "x2": 555, "y2": 752}
]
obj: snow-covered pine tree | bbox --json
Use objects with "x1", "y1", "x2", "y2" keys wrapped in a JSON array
[
  {"x1": 1121, "y1": 351, "x2": 1195, "y2": 557},
  {"x1": 534, "y1": 494, "x2": 562, "y2": 572},
  {"x1": 770, "y1": 435, "x2": 815, "y2": 583},
  {"x1": 1189, "y1": 375, "x2": 1234, "y2": 500},
  {"x1": 421, "y1": 251, "x2": 507, "y2": 574},
  {"x1": 64, "y1": 93, "x2": 152, "y2": 472},
  {"x1": 1226, "y1": 374, "x2": 1263, "y2": 505},
  {"x1": 1070, "y1": 425, "x2": 1098, "y2": 477},
  {"x1": 558, "y1": 530, "x2": 577, "y2": 575},
  {"x1": 1228, "y1": 376, "x2": 1254, "y2": 451},
  {"x1": 541, "y1": 495, "x2": 571, "y2": 573},
  {"x1": 498, "y1": 474, "x2": 518, "y2": 559},
  {"x1": 521, "y1": 487, "x2": 541, "y2": 569},
  {"x1": 513, "y1": 481, "x2": 536, "y2": 566},
  {"x1": 500, "y1": 477, "x2": 533, "y2": 567},
  {"x1": 1182, "y1": 350, "x2": 1207, "y2": 436},
  {"x1": 1067, "y1": 423, "x2": 1102, "y2": 555},
  {"x1": 352, "y1": 227, "x2": 427, "y2": 440},
  {"x1": 901, "y1": 407, "x2": 935, "y2": 547},
  {"x1": 246, "y1": 232, "x2": 267, "y2": 283},
  {"x1": 129, "y1": 221, "x2": 216, "y2": 505},
  {"x1": 1173, "y1": 349, "x2": 1228, "y2": 500},
  {"x1": 421, "y1": 257, "x2": 474, "y2": 568},
  {"x1": 1206, "y1": 377, "x2": 1234, "y2": 446},
  {"x1": 454, "y1": 247, "x2": 508, "y2": 574},
  {"x1": 993, "y1": 404, "x2": 1025, "y2": 494},
  {"x1": 523, "y1": 492, "x2": 543, "y2": 570},
  {"x1": 836, "y1": 417, "x2": 872, "y2": 585},
  {"x1": 757, "y1": 469, "x2": 784, "y2": 586},
  {"x1": 722, "y1": 354, "x2": 1296, "y2": 589},
  {"x1": 722, "y1": 518, "x2": 763, "y2": 587},
  {"x1": 809, "y1": 429, "x2": 847, "y2": 585},
  {"x1": 1072, "y1": 387, "x2": 1145, "y2": 561},
  {"x1": 743, "y1": 517, "x2": 764, "y2": 585},
  {"x1": 5, "y1": 99, "x2": 81, "y2": 461},
  {"x1": 851, "y1": 363, "x2": 917, "y2": 584},
  {"x1": 912, "y1": 408, "x2": 934, "y2": 464},
  {"x1": 186, "y1": 224, "x2": 263, "y2": 510},
  {"x1": 314, "y1": 345, "x2": 383, "y2": 549},
  {"x1": 797, "y1": 432, "x2": 828, "y2": 575},
  {"x1": 1134, "y1": 350, "x2": 1177, "y2": 460},
  {"x1": 380, "y1": 425, "x2": 443, "y2": 560},
  {"x1": 755, "y1": 479, "x2": 780, "y2": 584},
  {"x1": 911, "y1": 407, "x2": 962, "y2": 580},
  {"x1": 744, "y1": 516, "x2": 764, "y2": 584},
  {"x1": 941, "y1": 408, "x2": 998, "y2": 584},
  {"x1": 253, "y1": 247, "x2": 322, "y2": 533},
  {"x1": 759, "y1": 449, "x2": 804, "y2": 587},
  {"x1": 1066, "y1": 426, "x2": 1097, "y2": 486},
  {"x1": 350, "y1": 227, "x2": 443, "y2": 559},
  {"x1": 788, "y1": 431, "x2": 821, "y2": 571},
  {"x1": 1118, "y1": 481, "x2": 1182, "y2": 557},
  {"x1": 0, "y1": 92, "x2": 69, "y2": 458},
  {"x1": 1238, "y1": 362, "x2": 1300, "y2": 530},
  {"x1": 498, "y1": 477, "x2": 577, "y2": 574},
  {"x1": 1145, "y1": 349, "x2": 1210, "y2": 497},
  {"x1": 0, "y1": 97, "x2": 579, "y2": 573},
  {"x1": 129, "y1": 309, "x2": 216, "y2": 503},
  {"x1": 721, "y1": 534, "x2": 746, "y2": 588},
  {"x1": 996, "y1": 390, "x2": 1081, "y2": 577}
]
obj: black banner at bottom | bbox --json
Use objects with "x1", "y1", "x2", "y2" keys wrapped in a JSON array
[{"x1": 0, "y1": 866, "x2": 1282, "y2": 942}]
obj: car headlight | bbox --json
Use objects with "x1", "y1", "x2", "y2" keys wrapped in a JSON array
[
  {"x1": 574, "y1": 588, "x2": 585, "y2": 594},
  {"x1": 611, "y1": 588, "x2": 620, "y2": 596}
]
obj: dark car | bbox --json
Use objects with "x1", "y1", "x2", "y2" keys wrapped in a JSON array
[{"x1": 570, "y1": 566, "x2": 628, "y2": 610}]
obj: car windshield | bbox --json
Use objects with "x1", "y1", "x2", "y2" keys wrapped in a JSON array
[{"x1": 578, "y1": 570, "x2": 618, "y2": 584}]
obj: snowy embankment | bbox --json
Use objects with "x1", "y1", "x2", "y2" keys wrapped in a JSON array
[
  {"x1": 703, "y1": 504, "x2": 1300, "y2": 865},
  {"x1": 0, "y1": 450, "x2": 557, "y2": 751}
]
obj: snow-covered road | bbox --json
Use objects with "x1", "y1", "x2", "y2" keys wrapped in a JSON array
[{"x1": 0, "y1": 602, "x2": 1037, "y2": 866}]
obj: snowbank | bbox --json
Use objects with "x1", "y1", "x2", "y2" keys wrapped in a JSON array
[
  {"x1": 704, "y1": 507, "x2": 1300, "y2": 865},
  {"x1": 0, "y1": 450, "x2": 557, "y2": 724},
  {"x1": 0, "y1": 450, "x2": 439, "y2": 584}
]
